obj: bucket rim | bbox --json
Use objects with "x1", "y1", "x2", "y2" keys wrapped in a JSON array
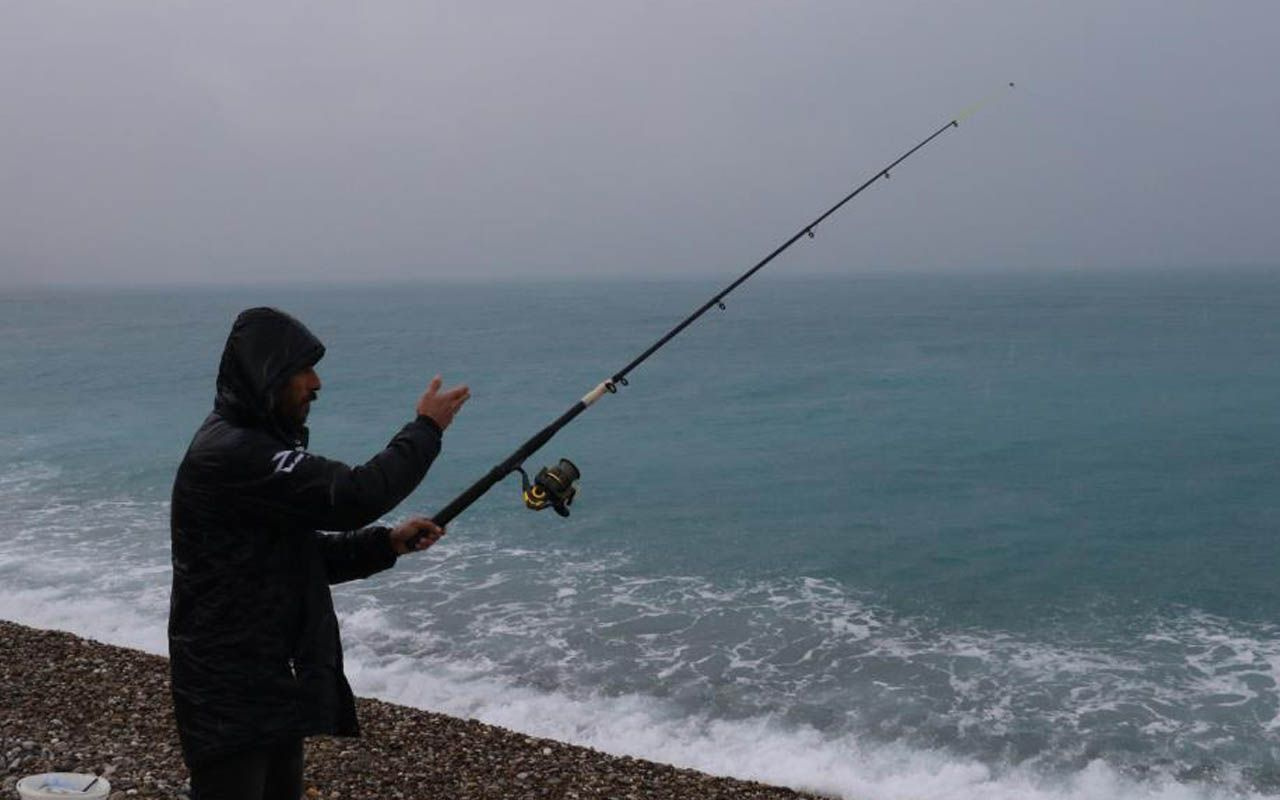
[{"x1": 15, "y1": 772, "x2": 111, "y2": 798}]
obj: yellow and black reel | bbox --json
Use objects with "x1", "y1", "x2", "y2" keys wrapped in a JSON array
[{"x1": 519, "y1": 459, "x2": 580, "y2": 518}]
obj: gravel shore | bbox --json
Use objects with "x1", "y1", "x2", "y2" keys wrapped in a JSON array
[{"x1": 1, "y1": 620, "x2": 827, "y2": 799}]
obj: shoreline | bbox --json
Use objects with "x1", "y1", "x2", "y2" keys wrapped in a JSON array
[{"x1": 0, "y1": 619, "x2": 828, "y2": 799}]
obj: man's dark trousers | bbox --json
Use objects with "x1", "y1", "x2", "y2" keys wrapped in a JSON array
[{"x1": 189, "y1": 740, "x2": 303, "y2": 800}]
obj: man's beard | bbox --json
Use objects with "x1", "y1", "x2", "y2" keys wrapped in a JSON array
[{"x1": 273, "y1": 398, "x2": 311, "y2": 433}]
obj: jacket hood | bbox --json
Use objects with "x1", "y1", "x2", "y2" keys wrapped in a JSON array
[{"x1": 214, "y1": 307, "x2": 325, "y2": 435}]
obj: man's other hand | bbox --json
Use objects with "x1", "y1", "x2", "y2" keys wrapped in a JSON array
[
  {"x1": 417, "y1": 375, "x2": 470, "y2": 431},
  {"x1": 390, "y1": 517, "x2": 445, "y2": 555}
]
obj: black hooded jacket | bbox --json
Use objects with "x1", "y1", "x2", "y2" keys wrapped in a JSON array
[{"x1": 168, "y1": 308, "x2": 442, "y2": 767}]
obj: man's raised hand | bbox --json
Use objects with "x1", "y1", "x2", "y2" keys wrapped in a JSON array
[{"x1": 417, "y1": 375, "x2": 470, "y2": 431}]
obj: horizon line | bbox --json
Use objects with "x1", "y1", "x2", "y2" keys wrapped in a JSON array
[{"x1": 2, "y1": 262, "x2": 1278, "y2": 293}]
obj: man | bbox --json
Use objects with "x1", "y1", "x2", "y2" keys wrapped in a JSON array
[{"x1": 168, "y1": 307, "x2": 469, "y2": 799}]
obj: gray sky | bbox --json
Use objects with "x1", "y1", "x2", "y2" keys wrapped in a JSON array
[{"x1": 3, "y1": 1, "x2": 1278, "y2": 286}]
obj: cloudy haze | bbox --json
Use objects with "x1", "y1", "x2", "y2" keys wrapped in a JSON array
[{"x1": 3, "y1": 1, "x2": 1278, "y2": 286}]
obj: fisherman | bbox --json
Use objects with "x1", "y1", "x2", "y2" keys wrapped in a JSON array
[{"x1": 168, "y1": 307, "x2": 469, "y2": 800}]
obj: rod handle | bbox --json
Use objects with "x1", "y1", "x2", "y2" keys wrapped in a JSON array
[{"x1": 403, "y1": 465, "x2": 506, "y2": 549}]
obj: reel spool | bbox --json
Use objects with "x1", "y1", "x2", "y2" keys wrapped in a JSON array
[{"x1": 519, "y1": 458, "x2": 580, "y2": 517}]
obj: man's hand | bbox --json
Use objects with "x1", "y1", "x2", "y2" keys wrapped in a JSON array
[
  {"x1": 417, "y1": 375, "x2": 470, "y2": 431},
  {"x1": 390, "y1": 517, "x2": 445, "y2": 555}
]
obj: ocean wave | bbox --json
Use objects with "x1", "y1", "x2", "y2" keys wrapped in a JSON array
[
  {"x1": 343, "y1": 606, "x2": 1276, "y2": 800},
  {"x1": 353, "y1": 534, "x2": 1280, "y2": 781},
  {"x1": 0, "y1": 581, "x2": 1273, "y2": 800},
  {"x1": 2, "y1": 464, "x2": 1279, "y2": 797}
]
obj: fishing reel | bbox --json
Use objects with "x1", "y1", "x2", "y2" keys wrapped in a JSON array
[{"x1": 517, "y1": 458, "x2": 581, "y2": 518}]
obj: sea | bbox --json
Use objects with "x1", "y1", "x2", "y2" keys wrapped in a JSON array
[{"x1": 3, "y1": 269, "x2": 1280, "y2": 799}]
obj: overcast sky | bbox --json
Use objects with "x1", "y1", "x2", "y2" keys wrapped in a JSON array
[{"x1": 3, "y1": 1, "x2": 1278, "y2": 286}]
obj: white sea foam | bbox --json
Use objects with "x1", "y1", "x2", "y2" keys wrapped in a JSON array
[
  {"x1": 0, "y1": 585, "x2": 169, "y2": 655},
  {"x1": 0, "y1": 461, "x2": 62, "y2": 490}
]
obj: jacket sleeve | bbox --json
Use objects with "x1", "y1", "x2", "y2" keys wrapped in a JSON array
[
  {"x1": 316, "y1": 526, "x2": 398, "y2": 585},
  {"x1": 230, "y1": 416, "x2": 443, "y2": 532}
]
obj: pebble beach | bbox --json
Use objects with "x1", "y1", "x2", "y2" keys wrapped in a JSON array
[{"x1": 0, "y1": 620, "x2": 826, "y2": 800}]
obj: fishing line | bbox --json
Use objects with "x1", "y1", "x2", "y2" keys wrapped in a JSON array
[{"x1": 410, "y1": 85, "x2": 1014, "y2": 543}]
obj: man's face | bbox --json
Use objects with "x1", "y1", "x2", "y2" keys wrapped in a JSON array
[{"x1": 275, "y1": 366, "x2": 322, "y2": 429}]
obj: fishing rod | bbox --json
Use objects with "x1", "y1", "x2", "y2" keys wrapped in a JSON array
[{"x1": 410, "y1": 87, "x2": 1012, "y2": 544}]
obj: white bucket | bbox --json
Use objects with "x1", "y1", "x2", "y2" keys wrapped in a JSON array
[{"x1": 15, "y1": 773, "x2": 110, "y2": 799}]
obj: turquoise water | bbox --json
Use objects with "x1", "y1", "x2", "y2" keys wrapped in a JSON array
[{"x1": 3, "y1": 270, "x2": 1280, "y2": 798}]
